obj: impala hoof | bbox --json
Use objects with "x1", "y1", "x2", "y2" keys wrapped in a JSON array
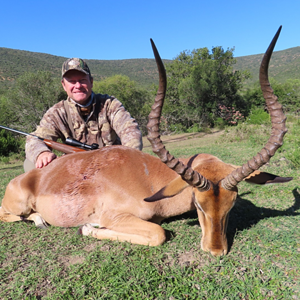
[
  {"x1": 33, "y1": 215, "x2": 48, "y2": 229},
  {"x1": 37, "y1": 223, "x2": 48, "y2": 230},
  {"x1": 78, "y1": 224, "x2": 94, "y2": 236}
]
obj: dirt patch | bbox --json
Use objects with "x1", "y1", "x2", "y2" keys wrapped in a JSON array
[
  {"x1": 59, "y1": 255, "x2": 85, "y2": 267},
  {"x1": 83, "y1": 242, "x2": 99, "y2": 252},
  {"x1": 177, "y1": 250, "x2": 197, "y2": 266}
]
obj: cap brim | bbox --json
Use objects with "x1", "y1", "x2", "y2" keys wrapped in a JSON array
[{"x1": 62, "y1": 69, "x2": 89, "y2": 77}]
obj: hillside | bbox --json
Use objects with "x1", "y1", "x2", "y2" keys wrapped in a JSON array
[
  {"x1": 234, "y1": 46, "x2": 300, "y2": 85},
  {"x1": 1, "y1": 46, "x2": 300, "y2": 90},
  {"x1": 0, "y1": 47, "x2": 171, "y2": 89}
]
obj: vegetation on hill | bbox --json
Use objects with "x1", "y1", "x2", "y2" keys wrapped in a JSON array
[
  {"x1": 0, "y1": 48, "x2": 66, "y2": 87},
  {"x1": 0, "y1": 47, "x2": 171, "y2": 89},
  {"x1": 234, "y1": 46, "x2": 300, "y2": 85},
  {"x1": 1, "y1": 45, "x2": 300, "y2": 90},
  {"x1": 0, "y1": 44, "x2": 299, "y2": 158}
]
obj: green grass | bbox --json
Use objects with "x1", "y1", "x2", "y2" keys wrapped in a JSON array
[{"x1": 0, "y1": 121, "x2": 299, "y2": 299}]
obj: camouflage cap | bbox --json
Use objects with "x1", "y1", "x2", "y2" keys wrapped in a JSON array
[{"x1": 62, "y1": 58, "x2": 91, "y2": 77}]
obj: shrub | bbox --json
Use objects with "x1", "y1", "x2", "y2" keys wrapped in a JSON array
[
  {"x1": 246, "y1": 108, "x2": 270, "y2": 125},
  {"x1": 0, "y1": 130, "x2": 22, "y2": 157},
  {"x1": 186, "y1": 123, "x2": 202, "y2": 133},
  {"x1": 214, "y1": 117, "x2": 226, "y2": 129},
  {"x1": 169, "y1": 123, "x2": 186, "y2": 133}
]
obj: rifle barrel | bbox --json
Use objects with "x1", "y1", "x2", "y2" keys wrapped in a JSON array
[
  {"x1": 0, "y1": 124, "x2": 91, "y2": 154},
  {"x1": 0, "y1": 125, "x2": 42, "y2": 140}
]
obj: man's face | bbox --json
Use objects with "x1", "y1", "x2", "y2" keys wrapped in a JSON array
[{"x1": 61, "y1": 70, "x2": 93, "y2": 105}]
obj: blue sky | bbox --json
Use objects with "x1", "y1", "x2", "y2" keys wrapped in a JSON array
[{"x1": 1, "y1": 0, "x2": 299, "y2": 60}]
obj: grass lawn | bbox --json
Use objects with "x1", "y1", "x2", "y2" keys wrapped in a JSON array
[{"x1": 0, "y1": 125, "x2": 299, "y2": 299}]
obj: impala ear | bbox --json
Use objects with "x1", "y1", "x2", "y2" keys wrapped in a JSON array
[
  {"x1": 144, "y1": 176, "x2": 190, "y2": 202},
  {"x1": 244, "y1": 171, "x2": 293, "y2": 185}
]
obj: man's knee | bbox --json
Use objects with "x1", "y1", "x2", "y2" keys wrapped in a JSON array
[{"x1": 23, "y1": 158, "x2": 35, "y2": 173}]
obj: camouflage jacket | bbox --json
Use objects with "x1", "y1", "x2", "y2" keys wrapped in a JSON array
[{"x1": 25, "y1": 93, "x2": 143, "y2": 163}]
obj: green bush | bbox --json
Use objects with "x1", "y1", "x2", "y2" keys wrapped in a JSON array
[
  {"x1": 186, "y1": 123, "x2": 202, "y2": 133},
  {"x1": 246, "y1": 108, "x2": 270, "y2": 125},
  {"x1": 0, "y1": 130, "x2": 22, "y2": 157},
  {"x1": 169, "y1": 123, "x2": 186, "y2": 133},
  {"x1": 214, "y1": 117, "x2": 226, "y2": 129}
]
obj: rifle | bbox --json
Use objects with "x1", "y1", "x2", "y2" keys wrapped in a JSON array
[{"x1": 0, "y1": 125, "x2": 99, "y2": 154}]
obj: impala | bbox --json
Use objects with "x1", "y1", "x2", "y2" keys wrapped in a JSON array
[{"x1": 0, "y1": 26, "x2": 292, "y2": 255}]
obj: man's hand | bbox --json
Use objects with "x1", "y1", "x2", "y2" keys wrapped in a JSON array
[{"x1": 36, "y1": 152, "x2": 57, "y2": 168}]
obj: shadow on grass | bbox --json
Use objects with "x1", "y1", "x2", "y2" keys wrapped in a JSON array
[
  {"x1": 0, "y1": 165, "x2": 23, "y2": 171},
  {"x1": 227, "y1": 187, "x2": 300, "y2": 253},
  {"x1": 162, "y1": 188, "x2": 300, "y2": 253}
]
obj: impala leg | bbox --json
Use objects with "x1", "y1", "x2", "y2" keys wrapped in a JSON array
[
  {"x1": 79, "y1": 213, "x2": 166, "y2": 246},
  {"x1": 1, "y1": 176, "x2": 33, "y2": 221},
  {"x1": 1, "y1": 175, "x2": 47, "y2": 228},
  {"x1": 26, "y1": 213, "x2": 48, "y2": 229},
  {"x1": 0, "y1": 206, "x2": 23, "y2": 222},
  {"x1": 0, "y1": 206, "x2": 48, "y2": 229}
]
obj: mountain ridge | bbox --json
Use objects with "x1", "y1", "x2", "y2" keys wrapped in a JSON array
[{"x1": 1, "y1": 46, "x2": 300, "y2": 89}]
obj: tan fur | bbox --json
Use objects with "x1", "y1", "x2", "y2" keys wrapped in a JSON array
[
  {"x1": 1, "y1": 146, "x2": 241, "y2": 256},
  {"x1": 1, "y1": 146, "x2": 289, "y2": 256}
]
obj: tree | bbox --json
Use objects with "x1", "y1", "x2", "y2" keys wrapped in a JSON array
[
  {"x1": 93, "y1": 75, "x2": 152, "y2": 134},
  {"x1": 164, "y1": 46, "x2": 250, "y2": 129},
  {"x1": 0, "y1": 94, "x2": 16, "y2": 126},
  {"x1": 0, "y1": 129, "x2": 21, "y2": 156},
  {"x1": 280, "y1": 79, "x2": 300, "y2": 112},
  {"x1": 6, "y1": 71, "x2": 66, "y2": 132},
  {"x1": 243, "y1": 78, "x2": 300, "y2": 113}
]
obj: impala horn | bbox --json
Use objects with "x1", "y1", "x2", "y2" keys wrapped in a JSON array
[
  {"x1": 147, "y1": 39, "x2": 210, "y2": 191},
  {"x1": 221, "y1": 26, "x2": 288, "y2": 190}
]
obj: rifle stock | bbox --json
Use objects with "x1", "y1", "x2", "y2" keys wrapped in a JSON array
[{"x1": 43, "y1": 139, "x2": 86, "y2": 154}]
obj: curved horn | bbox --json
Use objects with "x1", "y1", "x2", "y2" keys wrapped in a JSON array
[
  {"x1": 222, "y1": 26, "x2": 287, "y2": 190},
  {"x1": 147, "y1": 39, "x2": 210, "y2": 190}
]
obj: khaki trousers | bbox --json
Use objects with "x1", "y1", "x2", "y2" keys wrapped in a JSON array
[{"x1": 23, "y1": 159, "x2": 35, "y2": 173}]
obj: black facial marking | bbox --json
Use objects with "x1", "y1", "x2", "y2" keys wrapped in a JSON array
[{"x1": 213, "y1": 183, "x2": 220, "y2": 196}]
